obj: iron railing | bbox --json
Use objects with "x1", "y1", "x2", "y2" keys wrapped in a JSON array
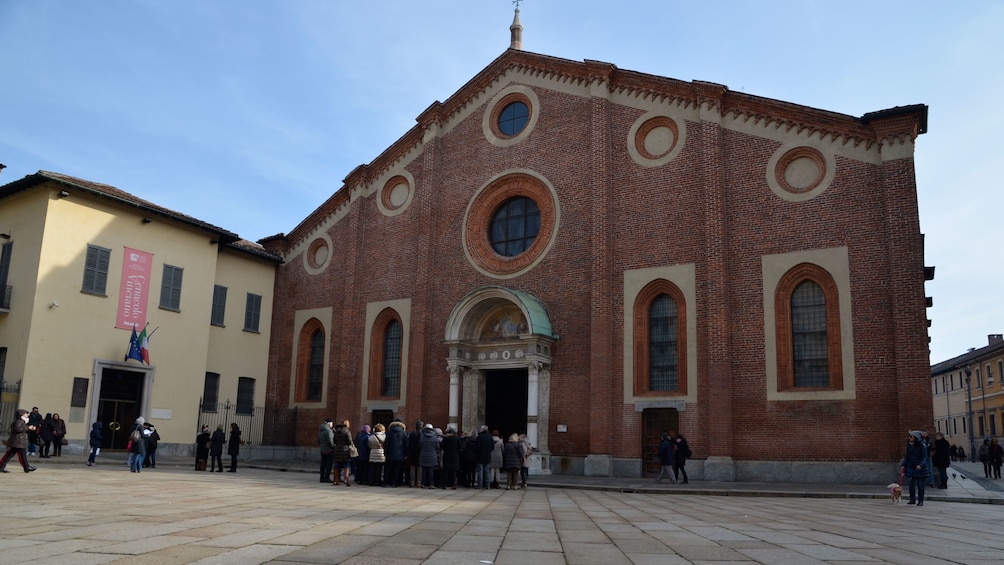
[
  {"x1": 0, "y1": 378, "x2": 22, "y2": 426},
  {"x1": 197, "y1": 399, "x2": 264, "y2": 446}
]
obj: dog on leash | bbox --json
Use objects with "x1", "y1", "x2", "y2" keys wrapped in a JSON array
[{"x1": 887, "y1": 483, "x2": 903, "y2": 503}]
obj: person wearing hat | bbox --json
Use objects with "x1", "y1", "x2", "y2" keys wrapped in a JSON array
[
  {"x1": 318, "y1": 418, "x2": 335, "y2": 483},
  {"x1": 901, "y1": 430, "x2": 929, "y2": 506},
  {"x1": 418, "y1": 423, "x2": 441, "y2": 488}
]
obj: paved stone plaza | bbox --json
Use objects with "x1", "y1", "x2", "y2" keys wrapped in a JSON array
[{"x1": 2, "y1": 459, "x2": 1004, "y2": 564}]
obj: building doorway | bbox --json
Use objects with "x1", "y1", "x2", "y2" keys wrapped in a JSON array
[
  {"x1": 97, "y1": 368, "x2": 145, "y2": 450},
  {"x1": 485, "y1": 368, "x2": 528, "y2": 440},
  {"x1": 642, "y1": 408, "x2": 679, "y2": 477}
]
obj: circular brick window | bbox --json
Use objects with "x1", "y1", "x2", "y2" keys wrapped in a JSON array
[
  {"x1": 377, "y1": 172, "x2": 415, "y2": 217},
  {"x1": 776, "y1": 147, "x2": 826, "y2": 194},
  {"x1": 464, "y1": 172, "x2": 558, "y2": 278},
  {"x1": 490, "y1": 93, "x2": 532, "y2": 139},
  {"x1": 483, "y1": 86, "x2": 540, "y2": 147},
  {"x1": 381, "y1": 175, "x2": 412, "y2": 210},
  {"x1": 304, "y1": 236, "x2": 332, "y2": 274},
  {"x1": 766, "y1": 144, "x2": 835, "y2": 202},
  {"x1": 634, "y1": 116, "x2": 679, "y2": 160},
  {"x1": 627, "y1": 112, "x2": 687, "y2": 167}
]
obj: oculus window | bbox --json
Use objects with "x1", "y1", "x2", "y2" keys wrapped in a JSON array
[{"x1": 489, "y1": 196, "x2": 540, "y2": 257}]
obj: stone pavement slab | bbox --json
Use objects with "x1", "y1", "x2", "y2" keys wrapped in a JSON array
[{"x1": 4, "y1": 457, "x2": 1004, "y2": 564}]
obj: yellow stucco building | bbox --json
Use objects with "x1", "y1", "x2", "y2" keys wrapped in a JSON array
[
  {"x1": 931, "y1": 334, "x2": 1004, "y2": 461},
  {"x1": 0, "y1": 171, "x2": 279, "y2": 455}
]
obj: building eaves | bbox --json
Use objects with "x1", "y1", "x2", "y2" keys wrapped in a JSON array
[
  {"x1": 226, "y1": 239, "x2": 284, "y2": 264},
  {"x1": 0, "y1": 171, "x2": 240, "y2": 244},
  {"x1": 931, "y1": 341, "x2": 1004, "y2": 375}
]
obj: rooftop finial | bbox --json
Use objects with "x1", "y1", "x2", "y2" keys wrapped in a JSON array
[{"x1": 510, "y1": 1, "x2": 523, "y2": 50}]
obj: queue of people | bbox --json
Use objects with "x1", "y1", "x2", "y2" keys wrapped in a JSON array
[{"x1": 315, "y1": 417, "x2": 534, "y2": 490}]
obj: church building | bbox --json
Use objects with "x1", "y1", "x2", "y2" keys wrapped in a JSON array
[{"x1": 261, "y1": 10, "x2": 933, "y2": 482}]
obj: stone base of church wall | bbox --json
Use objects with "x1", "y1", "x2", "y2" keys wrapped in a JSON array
[{"x1": 547, "y1": 455, "x2": 898, "y2": 484}]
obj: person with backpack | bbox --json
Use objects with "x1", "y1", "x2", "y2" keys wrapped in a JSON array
[
  {"x1": 128, "y1": 421, "x2": 146, "y2": 473},
  {"x1": 674, "y1": 434, "x2": 691, "y2": 484},
  {"x1": 126, "y1": 417, "x2": 145, "y2": 471}
]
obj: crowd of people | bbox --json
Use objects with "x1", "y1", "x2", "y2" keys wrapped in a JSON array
[
  {"x1": 194, "y1": 422, "x2": 242, "y2": 472},
  {"x1": 316, "y1": 418, "x2": 534, "y2": 490}
]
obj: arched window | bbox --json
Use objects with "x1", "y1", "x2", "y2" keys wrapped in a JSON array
[
  {"x1": 633, "y1": 280, "x2": 687, "y2": 396},
  {"x1": 369, "y1": 308, "x2": 403, "y2": 399},
  {"x1": 791, "y1": 281, "x2": 828, "y2": 387},
  {"x1": 382, "y1": 319, "x2": 402, "y2": 396},
  {"x1": 295, "y1": 319, "x2": 325, "y2": 402},
  {"x1": 649, "y1": 295, "x2": 679, "y2": 391},
  {"x1": 775, "y1": 263, "x2": 842, "y2": 391},
  {"x1": 308, "y1": 330, "x2": 324, "y2": 400}
]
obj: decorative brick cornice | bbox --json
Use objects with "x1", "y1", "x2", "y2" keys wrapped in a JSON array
[{"x1": 281, "y1": 50, "x2": 925, "y2": 257}]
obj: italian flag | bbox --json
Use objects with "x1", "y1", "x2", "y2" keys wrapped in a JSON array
[{"x1": 138, "y1": 325, "x2": 150, "y2": 364}]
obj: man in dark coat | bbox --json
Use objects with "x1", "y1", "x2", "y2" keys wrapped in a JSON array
[
  {"x1": 475, "y1": 425, "x2": 494, "y2": 489},
  {"x1": 384, "y1": 420, "x2": 409, "y2": 487},
  {"x1": 318, "y1": 418, "x2": 335, "y2": 483},
  {"x1": 407, "y1": 420, "x2": 423, "y2": 487}
]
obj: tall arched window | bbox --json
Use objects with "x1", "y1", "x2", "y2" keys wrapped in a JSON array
[
  {"x1": 791, "y1": 281, "x2": 828, "y2": 387},
  {"x1": 649, "y1": 295, "x2": 679, "y2": 391},
  {"x1": 369, "y1": 308, "x2": 404, "y2": 399},
  {"x1": 308, "y1": 329, "x2": 325, "y2": 401},
  {"x1": 775, "y1": 263, "x2": 843, "y2": 391},
  {"x1": 633, "y1": 280, "x2": 687, "y2": 396},
  {"x1": 295, "y1": 318, "x2": 325, "y2": 403},
  {"x1": 382, "y1": 319, "x2": 402, "y2": 396}
]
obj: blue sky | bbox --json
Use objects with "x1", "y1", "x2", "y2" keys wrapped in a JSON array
[{"x1": 1, "y1": 1, "x2": 1001, "y2": 364}]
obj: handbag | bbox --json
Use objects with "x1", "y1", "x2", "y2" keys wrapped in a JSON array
[
  {"x1": 61, "y1": 438, "x2": 69, "y2": 445},
  {"x1": 348, "y1": 443, "x2": 359, "y2": 458}
]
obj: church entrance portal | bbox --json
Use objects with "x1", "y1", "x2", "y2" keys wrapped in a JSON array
[{"x1": 485, "y1": 368, "x2": 528, "y2": 440}]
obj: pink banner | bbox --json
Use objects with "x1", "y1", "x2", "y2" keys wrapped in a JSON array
[{"x1": 116, "y1": 247, "x2": 153, "y2": 330}]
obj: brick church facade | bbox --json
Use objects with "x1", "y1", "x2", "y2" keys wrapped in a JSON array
[{"x1": 262, "y1": 14, "x2": 932, "y2": 482}]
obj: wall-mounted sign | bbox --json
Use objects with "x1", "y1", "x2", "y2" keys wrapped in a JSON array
[{"x1": 116, "y1": 247, "x2": 153, "y2": 330}]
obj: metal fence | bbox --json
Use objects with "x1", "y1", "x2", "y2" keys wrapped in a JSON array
[
  {"x1": 197, "y1": 399, "x2": 265, "y2": 446},
  {"x1": 0, "y1": 378, "x2": 21, "y2": 428}
]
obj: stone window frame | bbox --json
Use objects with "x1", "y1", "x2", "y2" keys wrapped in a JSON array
[
  {"x1": 295, "y1": 318, "x2": 326, "y2": 403},
  {"x1": 482, "y1": 85, "x2": 540, "y2": 148},
  {"x1": 774, "y1": 263, "x2": 843, "y2": 392},
  {"x1": 633, "y1": 279, "x2": 689, "y2": 397},
  {"x1": 368, "y1": 308, "x2": 403, "y2": 401},
  {"x1": 463, "y1": 171, "x2": 558, "y2": 279}
]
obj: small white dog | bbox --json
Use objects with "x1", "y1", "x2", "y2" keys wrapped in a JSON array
[{"x1": 887, "y1": 483, "x2": 903, "y2": 503}]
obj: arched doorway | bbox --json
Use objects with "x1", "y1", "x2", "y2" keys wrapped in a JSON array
[{"x1": 443, "y1": 286, "x2": 555, "y2": 474}]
